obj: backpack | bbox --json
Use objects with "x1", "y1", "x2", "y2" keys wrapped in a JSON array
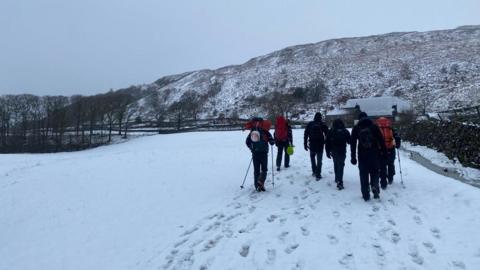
[
  {"x1": 249, "y1": 127, "x2": 268, "y2": 152},
  {"x1": 358, "y1": 126, "x2": 374, "y2": 149},
  {"x1": 275, "y1": 116, "x2": 288, "y2": 141},
  {"x1": 376, "y1": 117, "x2": 395, "y2": 149},
  {"x1": 310, "y1": 121, "x2": 325, "y2": 144},
  {"x1": 332, "y1": 129, "x2": 348, "y2": 147}
]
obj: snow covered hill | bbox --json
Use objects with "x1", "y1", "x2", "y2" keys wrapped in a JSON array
[
  {"x1": 1, "y1": 130, "x2": 480, "y2": 270},
  {"x1": 137, "y1": 25, "x2": 480, "y2": 119}
]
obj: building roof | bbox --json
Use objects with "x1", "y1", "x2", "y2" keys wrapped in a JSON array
[{"x1": 344, "y1": 96, "x2": 412, "y2": 116}]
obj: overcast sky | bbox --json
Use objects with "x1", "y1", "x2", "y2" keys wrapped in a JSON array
[{"x1": 0, "y1": 0, "x2": 478, "y2": 96}]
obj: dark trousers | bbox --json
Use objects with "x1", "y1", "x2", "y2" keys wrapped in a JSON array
[
  {"x1": 310, "y1": 148, "x2": 323, "y2": 177},
  {"x1": 276, "y1": 142, "x2": 290, "y2": 168},
  {"x1": 358, "y1": 156, "x2": 380, "y2": 199},
  {"x1": 252, "y1": 152, "x2": 268, "y2": 188},
  {"x1": 380, "y1": 149, "x2": 396, "y2": 187},
  {"x1": 332, "y1": 151, "x2": 346, "y2": 184}
]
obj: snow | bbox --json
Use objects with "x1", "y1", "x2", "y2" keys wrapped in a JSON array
[
  {"x1": 402, "y1": 141, "x2": 480, "y2": 182},
  {"x1": 1, "y1": 130, "x2": 480, "y2": 270}
]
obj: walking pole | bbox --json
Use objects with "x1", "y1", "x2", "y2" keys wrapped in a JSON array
[
  {"x1": 271, "y1": 145, "x2": 275, "y2": 188},
  {"x1": 397, "y1": 149, "x2": 405, "y2": 188},
  {"x1": 240, "y1": 158, "x2": 253, "y2": 189}
]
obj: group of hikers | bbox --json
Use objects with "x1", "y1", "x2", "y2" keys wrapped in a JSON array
[{"x1": 245, "y1": 112, "x2": 401, "y2": 201}]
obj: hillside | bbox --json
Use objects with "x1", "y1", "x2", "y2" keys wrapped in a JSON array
[
  {"x1": 1, "y1": 130, "x2": 480, "y2": 269},
  {"x1": 136, "y1": 25, "x2": 480, "y2": 119}
]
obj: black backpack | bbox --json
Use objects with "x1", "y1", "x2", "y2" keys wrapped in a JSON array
[
  {"x1": 332, "y1": 129, "x2": 348, "y2": 147},
  {"x1": 358, "y1": 126, "x2": 374, "y2": 149},
  {"x1": 310, "y1": 122, "x2": 325, "y2": 144}
]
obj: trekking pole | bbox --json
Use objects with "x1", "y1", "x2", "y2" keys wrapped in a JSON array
[
  {"x1": 240, "y1": 158, "x2": 253, "y2": 189},
  {"x1": 271, "y1": 145, "x2": 275, "y2": 188},
  {"x1": 397, "y1": 149, "x2": 405, "y2": 188}
]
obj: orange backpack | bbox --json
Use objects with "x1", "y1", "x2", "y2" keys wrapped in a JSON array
[{"x1": 376, "y1": 117, "x2": 395, "y2": 149}]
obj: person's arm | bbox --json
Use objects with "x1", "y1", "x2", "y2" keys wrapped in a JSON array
[
  {"x1": 246, "y1": 135, "x2": 252, "y2": 150},
  {"x1": 325, "y1": 130, "x2": 332, "y2": 158},
  {"x1": 266, "y1": 130, "x2": 275, "y2": 145},
  {"x1": 350, "y1": 127, "x2": 358, "y2": 164},
  {"x1": 322, "y1": 123, "x2": 329, "y2": 139},
  {"x1": 288, "y1": 125, "x2": 293, "y2": 145},
  {"x1": 304, "y1": 123, "x2": 310, "y2": 150},
  {"x1": 393, "y1": 128, "x2": 401, "y2": 149}
]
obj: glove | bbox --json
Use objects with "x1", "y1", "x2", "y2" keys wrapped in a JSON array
[
  {"x1": 326, "y1": 152, "x2": 331, "y2": 159},
  {"x1": 304, "y1": 143, "x2": 309, "y2": 151},
  {"x1": 351, "y1": 157, "x2": 357, "y2": 165}
]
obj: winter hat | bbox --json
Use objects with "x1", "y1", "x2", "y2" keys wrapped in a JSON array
[
  {"x1": 314, "y1": 112, "x2": 322, "y2": 121},
  {"x1": 358, "y1": 112, "x2": 368, "y2": 120}
]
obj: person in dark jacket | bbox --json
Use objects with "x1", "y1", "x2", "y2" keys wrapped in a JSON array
[
  {"x1": 326, "y1": 119, "x2": 351, "y2": 190},
  {"x1": 375, "y1": 117, "x2": 402, "y2": 189},
  {"x1": 274, "y1": 116, "x2": 293, "y2": 171},
  {"x1": 246, "y1": 119, "x2": 275, "y2": 192},
  {"x1": 350, "y1": 112, "x2": 387, "y2": 201},
  {"x1": 304, "y1": 112, "x2": 329, "y2": 180}
]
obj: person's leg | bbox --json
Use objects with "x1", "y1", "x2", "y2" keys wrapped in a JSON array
[
  {"x1": 310, "y1": 150, "x2": 317, "y2": 176},
  {"x1": 260, "y1": 152, "x2": 268, "y2": 188},
  {"x1": 332, "y1": 152, "x2": 340, "y2": 183},
  {"x1": 252, "y1": 154, "x2": 261, "y2": 190},
  {"x1": 317, "y1": 148, "x2": 324, "y2": 177},
  {"x1": 284, "y1": 144, "x2": 290, "y2": 167},
  {"x1": 370, "y1": 159, "x2": 381, "y2": 198},
  {"x1": 337, "y1": 152, "x2": 346, "y2": 187},
  {"x1": 276, "y1": 144, "x2": 283, "y2": 169},
  {"x1": 379, "y1": 157, "x2": 388, "y2": 189},
  {"x1": 359, "y1": 161, "x2": 370, "y2": 200}
]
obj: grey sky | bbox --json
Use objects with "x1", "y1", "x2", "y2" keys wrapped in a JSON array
[{"x1": 1, "y1": 0, "x2": 478, "y2": 96}]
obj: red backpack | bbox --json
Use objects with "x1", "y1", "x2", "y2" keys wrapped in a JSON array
[
  {"x1": 275, "y1": 116, "x2": 288, "y2": 141},
  {"x1": 244, "y1": 117, "x2": 272, "y2": 132},
  {"x1": 376, "y1": 117, "x2": 395, "y2": 149}
]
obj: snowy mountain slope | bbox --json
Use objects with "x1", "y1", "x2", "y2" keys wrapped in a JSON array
[
  {"x1": 1, "y1": 130, "x2": 480, "y2": 270},
  {"x1": 138, "y1": 25, "x2": 480, "y2": 118}
]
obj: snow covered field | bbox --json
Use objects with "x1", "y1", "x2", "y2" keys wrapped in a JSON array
[{"x1": 1, "y1": 130, "x2": 480, "y2": 270}]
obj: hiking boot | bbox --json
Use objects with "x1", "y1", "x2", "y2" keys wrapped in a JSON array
[
  {"x1": 381, "y1": 184, "x2": 387, "y2": 190},
  {"x1": 312, "y1": 172, "x2": 316, "y2": 177},
  {"x1": 316, "y1": 175, "x2": 322, "y2": 181},
  {"x1": 363, "y1": 196, "x2": 370, "y2": 202},
  {"x1": 285, "y1": 165, "x2": 290, "y2": 168},
  {"x1": 373, "y1": 193, "x2": 380, "y2": 199},
  {"x1": 337, "y1": 183, "x2": 344, "y2": 190},
  {"x1": 257, "y1": 180, "x2": 266, "y2": 192},
  {"x1": 388, "y1": 179, "x2": 394, "y2": 184},
  {"x1": 276, "y1": 167, "x2": 280, "y2": 172}
]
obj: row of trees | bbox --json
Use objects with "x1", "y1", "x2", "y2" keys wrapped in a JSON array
[{"x1": 0, "y1": 91, "x2": 139, "y2": 153}]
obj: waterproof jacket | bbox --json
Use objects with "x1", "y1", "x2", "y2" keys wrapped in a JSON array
[
  {"x1": 326, "y1": 120, "x2": 351, "y2": 155},
  {"x1": 304, "y1": 117, "x2": 329, "y2": 152},
  {"x1": 350, "y1": 117, "x2": 387, "y2": 160}
]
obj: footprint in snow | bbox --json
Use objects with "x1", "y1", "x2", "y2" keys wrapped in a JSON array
[
  {"x1": 173, "y1": 238, "x2": 188, "y2": 248},
  {"x1": 332, "y1": 210, "x2": 340, "y2": 218},
  {"x1": 408, "y1": 204, "x2": 421, "y2": 214},
  {"x1": 267, "y1": 214, "x2": 278, "y2": 223},
  {"x1": 372, "y1": 205, "x2": 380, "y2": 212},
  {"x1": 285, "y1": 244, "x2": 299, "y2": 254},
  {"x1": 239, "y1": 244, "x2": 250, "y2": 257},
  {"x1": 338, "y1": 253, "x2": 354, "y2": 268},
  {"x1": 238, "y1": 222, "x2": 257, "y2": 234},
  {"x1": 408, "y1": 245, "x2": 424, "y2": 265},
  {"x1": 413, "y1": 215, "x2": 423, "y2": 225},
  {"x1": 248, "y1": 206, "x2": 256, "y2": 213},
  {"x1": 266, "y1": 249, "x2": 276, "y2": 264},
  {"x1": 278, "y1": 231, "x2": 289, "y2": 242},
  {"x1": 388, "y1": 219, "x2": 396, "y2": 226},
  {"x1": 327, "y1": 234, "x2": 339, "y2": 245},
  {"x1": 181, "y1": 226, "x2": 199, "y2": 237},
  {"x1": 372, "y1": 243, "x2": 386, "y2": 257},
  {"x1": 391, "y1": 231, "x2": 401, "y2": 244},
  {"x1": 300, "y1": 226, "x2": 310, "y2": 236},
  {"x1": 430, "y1": 227, "x2": 441, "y2": 239},
  {"x1": 201, "y1": 235, "x2": 223, "y2": 252},
  {"x1": 451, "y1": 260, "x2": 466, "y2": 269},
  {"x1": 422, "y1": 242, "x2": 436, "y2": 254}
]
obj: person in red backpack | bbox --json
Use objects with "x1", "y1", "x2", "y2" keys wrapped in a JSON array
[
  {"x1": 274, "y1": 116, "x2": 293, "y2": 171},
  {"x1": 245, "y1": 117, "x2": 275, "y2": 192},
  {"x1": 375, "y1": 117, "x2": 401, "y2": 189}
]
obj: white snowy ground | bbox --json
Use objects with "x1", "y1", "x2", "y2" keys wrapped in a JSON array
[{"x1": 1, "y1": 130, "x2": 480, "y2": 270}]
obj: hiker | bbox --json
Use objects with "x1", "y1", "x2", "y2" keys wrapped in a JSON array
[
  {"x1": 304, "y1": 112, "x2": 329, "y2": 180},
  {"x1": 245, "y1": 117, "x2": 275, "y2": 192},
  {"x1": 325, "y1": 119, "x2": 351, "y2": 190},
  {"x1": 376, "y1": 117, "x2": 401, "y2": 189},
  {"x1": 350, "y1": 112, "x2": 387, "y2": 201},
  {"x1": 274, "y1": 116, "x2": 293, "y2": 171}
]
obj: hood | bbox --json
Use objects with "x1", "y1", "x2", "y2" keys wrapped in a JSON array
[{"x1": 314, "y1": 112, "x2": 322, "y2": 122}]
